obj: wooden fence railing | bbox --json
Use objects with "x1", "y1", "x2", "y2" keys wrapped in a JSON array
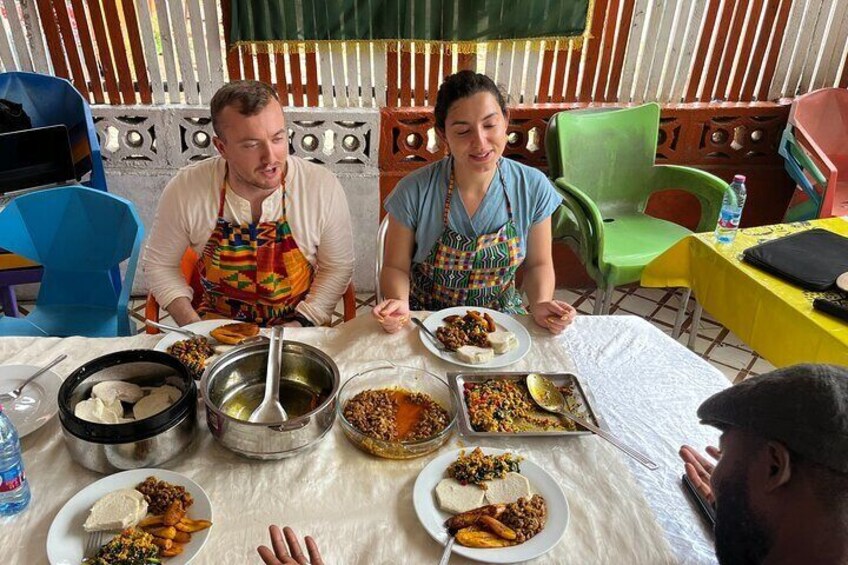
[{"x1": 1, "y1": 0, "x2": 846, "y2": 107}]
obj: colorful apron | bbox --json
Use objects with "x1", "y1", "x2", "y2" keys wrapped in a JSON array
[
  {"x1": 410, "y1": 159, "x2": 525, "y2": 313},
  {"x1": 196, "y1": 174, "x2": 314, "y2": 326}
]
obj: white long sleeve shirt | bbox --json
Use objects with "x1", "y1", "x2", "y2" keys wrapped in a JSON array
[{"x1": 143, "y1": 155, "x2": 354, "y2": 326}]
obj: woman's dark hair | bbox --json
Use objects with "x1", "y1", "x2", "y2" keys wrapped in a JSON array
[{"x1": 434, "y1": 71, "x2": 507, "y2": 131}]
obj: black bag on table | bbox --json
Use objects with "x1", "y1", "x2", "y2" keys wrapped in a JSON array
[
  {"x1": 0, "y1": 98, "x2": 32, "y2": 133},
  {"x1": 741, "y1": 228, "x2": 848, "y2": 291}
]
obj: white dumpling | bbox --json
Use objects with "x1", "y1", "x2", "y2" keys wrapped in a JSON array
[
  {"x1": 435, "y1": 478, "x2": 486, "y2": 514},
  {"x1": 92, "y1": 381, "x2": 144, "y2": 404},
  {"x1": 487, "y1": 331, "x2": 518, "y2": 354},
  {"x1": 74, "y1": 397, "x2": 125, "y2": 424},
  {"x1": 484, "y1": 472, "x2": 532, "y2": 504},
  {"x1": 455, "y1": 345, "x2": 494, "y2": 364},
  {"x1": 132, "y1": 392, "x2": 175, "y2": 420}
]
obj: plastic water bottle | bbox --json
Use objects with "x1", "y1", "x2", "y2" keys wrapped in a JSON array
[
  {"x1": 715, "y1": 174, "x2": 747, "y2": 244},
  {"x1": 0, "y1": 404, "x2": 30, "y2": 516}
]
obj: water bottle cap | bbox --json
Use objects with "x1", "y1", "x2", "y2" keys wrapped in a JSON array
[{"x1": 733, "y1": 174, "x2": 746, "y2": 183}]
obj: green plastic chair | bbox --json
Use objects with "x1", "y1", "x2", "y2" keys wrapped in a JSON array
[{"x1": 546, "y1": 103, "x2": 726, "y2": 323}]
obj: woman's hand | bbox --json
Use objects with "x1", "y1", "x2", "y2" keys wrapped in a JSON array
[
  {"x1": 372, "y1": 299, "x2": 410, "y2": 333},
  {"x1": 258, "y1": 525, "x2": 324, "y2": 565},
  {"x1": 679, "y1": 444, "x2": 721, "y2": 505},
  {"x1": 531, "y1": 300, "x2": 576, "y2": 334}
]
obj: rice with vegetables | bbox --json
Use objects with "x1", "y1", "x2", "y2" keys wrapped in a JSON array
[
  {"x1": 464, "y1": 379, "x2": 579, "y2": 433},
  {"x1": 446, "y1": 447, "x2": 523, "y2": 488},
  {"x1": 88, "y1": 528, "x2": 160, "y2": 565},
  {"x1": 166, "y1": 336, "x2": 214, "y2": 379}
]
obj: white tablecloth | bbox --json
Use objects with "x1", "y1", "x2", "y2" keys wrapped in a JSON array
[{"x1": 0, "y1": 314, "x2": 726, "y2": 564}]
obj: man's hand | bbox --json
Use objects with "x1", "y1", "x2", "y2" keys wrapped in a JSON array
[
  {"x1": 680, "y1": 444, "x2": 721, "y2": 505},
  {"x1": 372, "y1": 298, "x2": 410, "y2": 333},
  {"x1": 530, "y1": 300, "x2": 577, "y2": 334},
  {"x1": 258, "y1": 525, "x2": 324, "y2": 565}
]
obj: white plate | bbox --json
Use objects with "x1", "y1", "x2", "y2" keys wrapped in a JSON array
[
  {"x1": 0, "y1": 364, "x2": 62, "y2": 437},
  {"x1": 47, "y1": 468, "x2": 213, "y2": 565},
  {"x1": 837, "y1": 271, "x2": 848, "y2": 292},
  {"x1": 153, "y1": 319, "x2": 240, "y2": 352},
  {"x1": 419, "y1": 307, "x2": 531, "y2": 368},
  {"x1": 413, "y1": 447, "x2": 568, "y2": 564}
]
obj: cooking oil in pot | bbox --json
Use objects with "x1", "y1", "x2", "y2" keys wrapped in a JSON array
[{"x1": 221, "y1": 379, "x2": 325, "y2": 421}]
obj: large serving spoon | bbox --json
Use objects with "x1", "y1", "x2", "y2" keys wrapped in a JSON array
[
  {"x1": 248, "y1": 325, "x2": 288, "y2": 423},
  {"x1": 526, "y1": 373, "x2": 659, "y2": 471}
]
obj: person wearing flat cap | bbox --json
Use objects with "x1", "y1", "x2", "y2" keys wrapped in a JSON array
[{"x1": 680, "y1": 363, "x2": 848, "y2": 565}]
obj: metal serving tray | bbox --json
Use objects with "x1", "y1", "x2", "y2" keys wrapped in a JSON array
[{"x1": 447, "y1": 371, "x2": 604, "y2": 438}]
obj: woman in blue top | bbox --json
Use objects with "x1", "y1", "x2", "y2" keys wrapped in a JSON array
[{"x1": 373, "y1": 71, "x2": 576, "y2": 334}]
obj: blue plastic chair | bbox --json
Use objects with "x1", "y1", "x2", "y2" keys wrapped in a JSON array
[
  {"x1": 0, "y1": 72, "x2": 113, "y2": 317},
  {"x1": 0, "y1": 185, "x2": 143, "y2": 337},
  {"x1": 0, "y1": 71, "x2": 105, "y2": 192},
  {"x1": 779, "y1": 126, "x2": 825, "y2": 222}
]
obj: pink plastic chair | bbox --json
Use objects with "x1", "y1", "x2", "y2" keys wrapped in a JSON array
[{"x1": 788, "y1": 88, "x2": 848, "y2": 218}]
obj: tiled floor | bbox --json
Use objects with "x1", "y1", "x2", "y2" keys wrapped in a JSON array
[{"x1": 126, "y1": 286, "x2": 776, "y2": 384}]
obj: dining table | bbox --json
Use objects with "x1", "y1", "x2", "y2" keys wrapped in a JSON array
[
  {"x1": 0, "y1": 312, "x2": 728, "y2": 564},
  {"x1": 641, "y1": 216, "x2": 848, "y2": 367}
]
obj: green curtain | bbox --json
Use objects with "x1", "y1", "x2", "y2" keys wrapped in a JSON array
[{"x1": 230, "y1": 0, "x2": 591, "y2": 51}]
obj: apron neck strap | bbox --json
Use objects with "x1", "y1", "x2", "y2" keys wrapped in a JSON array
[
  {"x1": 217, "y1": 173, "x2": 228, "y2": 218},
  {"x1": 443, "y1": 158, "x2": 511, "y2": 227}
]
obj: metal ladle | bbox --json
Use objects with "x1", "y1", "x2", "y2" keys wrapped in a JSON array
[
  {"x1": 526, "y1": 373, "x2": 658, "y2": 470},
  {"x1": 248, "y1": 325, "x2": 288, "y2": 423}
]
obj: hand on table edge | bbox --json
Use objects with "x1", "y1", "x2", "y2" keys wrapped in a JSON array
[
  {"x1": 372, "y1": 298, "x2": 411, "y2": 333},
  {"x1": 530, "y1": 299, "x2": 577, "y2": 334},
  {"x1": 258, "y1": 525, "x2": 324, "y2": 565}
]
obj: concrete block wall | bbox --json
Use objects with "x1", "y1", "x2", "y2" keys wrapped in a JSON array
[{"x1": 92, "y1": 106, "x2": 381, "y2": 296}]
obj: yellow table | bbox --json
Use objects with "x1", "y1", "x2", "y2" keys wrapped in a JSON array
[{"x1": 642, "y1": 217, "x2": 848, "y2": 367}]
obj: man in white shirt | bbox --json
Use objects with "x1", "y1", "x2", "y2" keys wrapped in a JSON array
[{"x1": 143, "y1": 81, "x2": 354, "y2": 327}]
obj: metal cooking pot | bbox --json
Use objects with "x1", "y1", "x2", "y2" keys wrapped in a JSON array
[
  {"x1": 57, "y1": 350, "x2": 197, "y2": 474},
  {"x1": 200, "y1": 341, "x2": 339, "y2": 459}
]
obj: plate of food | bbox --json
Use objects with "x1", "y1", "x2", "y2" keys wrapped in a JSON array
[
  {"x1": 418, "y1": 308, "x2": 531, "y2": 368},
  {"x1": 154, "y1": 320, "x2": 261, "y2": 378},
  {"x1": 0, "y1": 364, "x2": 62, "y2": 437},
  {"x1": 413, "y1": 447, "x2": 568, "y2": 564},
  {"x1": 46, "y1": 468, "x2": 212, "y2": 565},
  {"x1": 449, "y1": 372, "x2": 602, "y2": 437}
]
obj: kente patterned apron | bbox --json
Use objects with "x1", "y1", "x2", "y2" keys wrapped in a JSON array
[
  {"x1": 410, "y1": 159, "x2": 525, "y2": 313},
  {"x1": 196, "y1": 174, "x2": 313, "y2": 326}
]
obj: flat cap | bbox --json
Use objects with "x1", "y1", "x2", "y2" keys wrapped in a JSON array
[{"x1": 698, "y1": 364, "x2": 848, "y2": 473}]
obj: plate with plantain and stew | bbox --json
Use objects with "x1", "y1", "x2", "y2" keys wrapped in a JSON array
[
  {"x1": 154, "y1": 319, "x2": 262, "y2": 379},
  {"x1": 47, "y1": 468, "x2": 212, "y2": 565},
  {"x1": 413, "y1": 446, "x2": 568, "y2": 564}
]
